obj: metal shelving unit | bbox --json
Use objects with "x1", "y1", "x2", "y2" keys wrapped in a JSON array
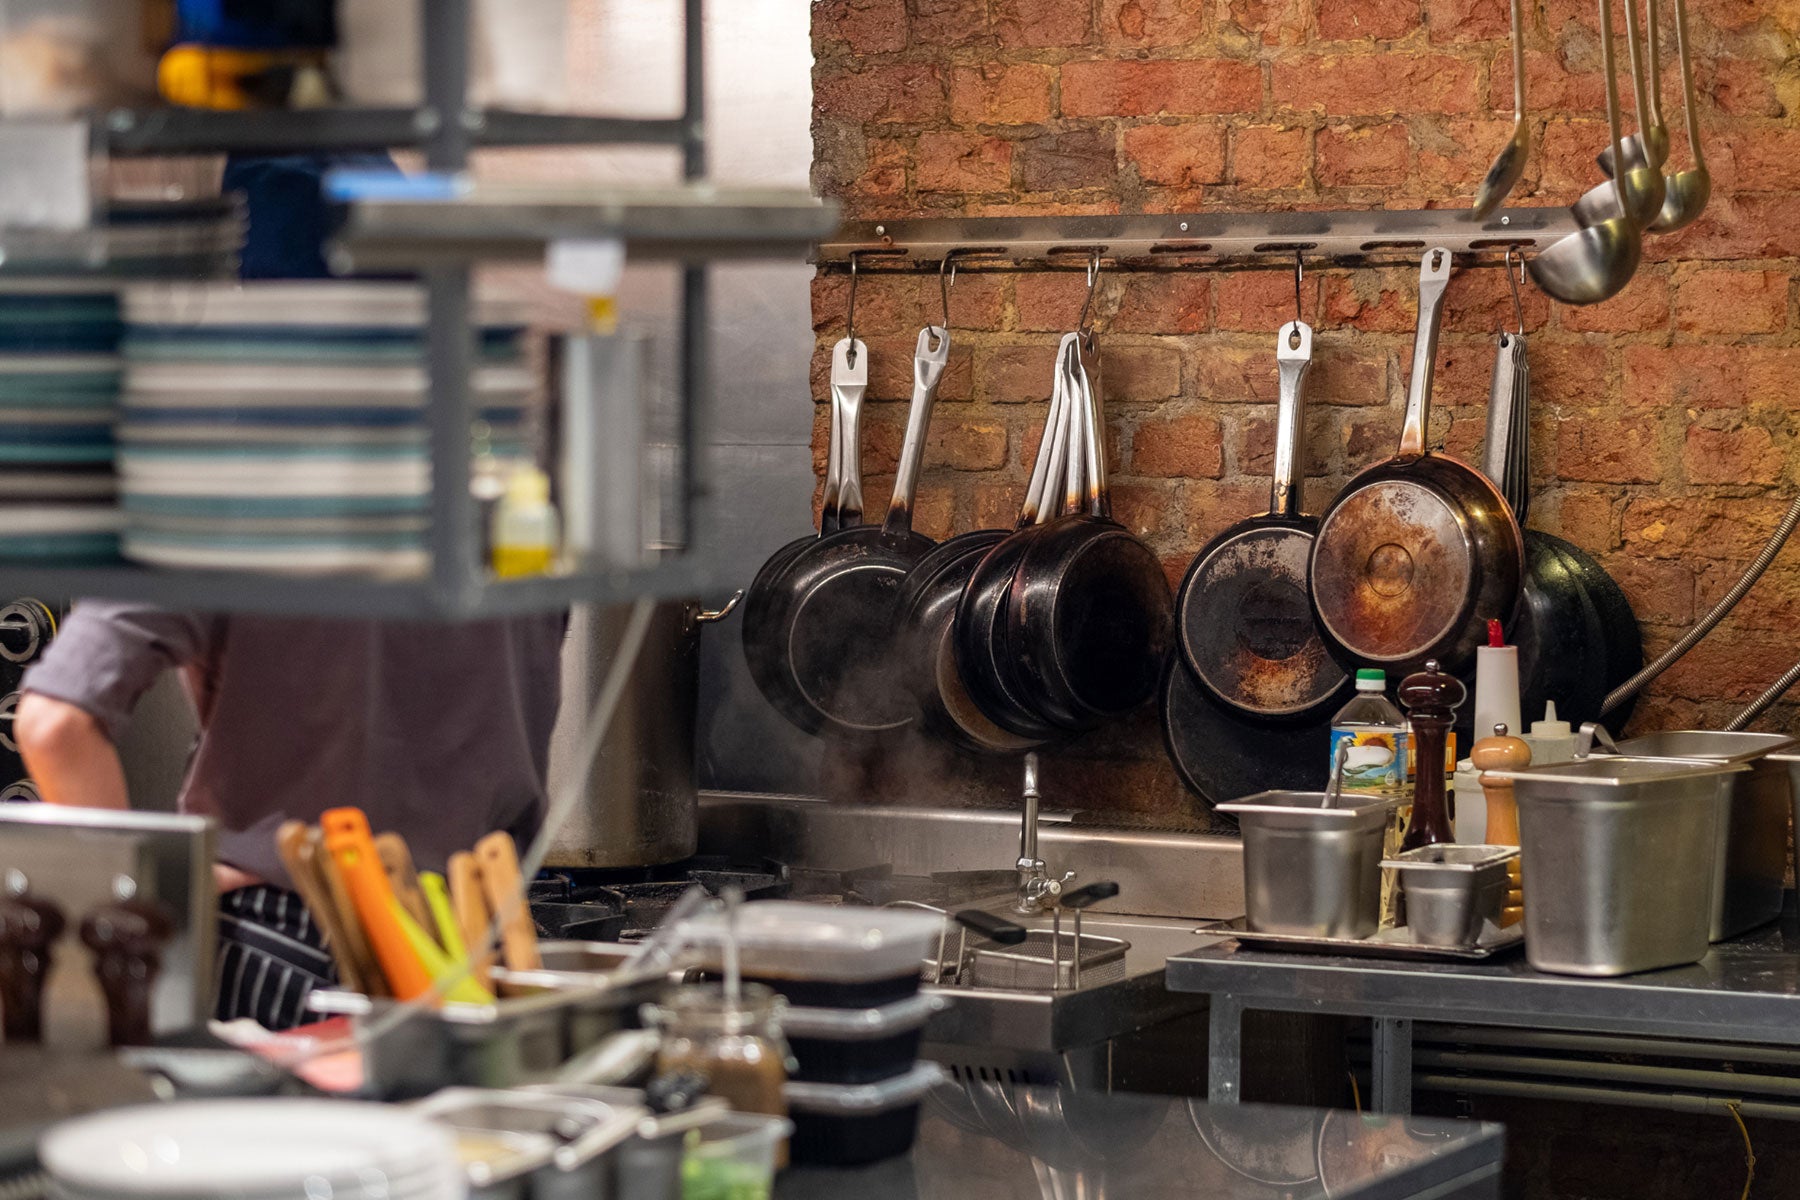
[{"x1": 0, "y1": 0, "x2": 837, "y2": 619}]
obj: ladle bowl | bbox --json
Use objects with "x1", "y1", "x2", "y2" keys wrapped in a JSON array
[
  {"x1": 1473, "y1": 125, "x2": 1529, "y2": 221},
  {"x1": 1653, "y1": 165, "x2": 1711, "y2": 232},
  {"x1": 1572, "y1": 163, "x2": 1663, "y2": 228},
  {"x1": 1528, "y1": 216, "x2": 1641, "y2": 305}
]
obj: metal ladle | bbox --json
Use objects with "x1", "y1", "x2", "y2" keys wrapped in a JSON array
[
  {"x1": 1472, "y1": 0, "x2": 1529, "y2": 219},
  {"x1": 1649, "y1": 0, "x2": 1710, "y2": 231},
  {"x1": 1574, "y1": 0, "x2": 1664, "y2": 226},
  {"x1": 1597, "y1": 0, "x2": 1671, "y2": 182},
  {"x1": 1527, "y1": 0, "x2": 1642, "y2": 305}
]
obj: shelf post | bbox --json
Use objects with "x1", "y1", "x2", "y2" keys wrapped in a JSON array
[{"x1": 678, "y1": 0, "x2": 709, "y2": 553}]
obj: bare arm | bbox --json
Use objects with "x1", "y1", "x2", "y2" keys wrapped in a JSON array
[{"x1": 15, "y1": 693, "x2": 129, "y2": 811}]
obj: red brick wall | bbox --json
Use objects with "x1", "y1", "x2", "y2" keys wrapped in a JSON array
[{"x1": 809, "y1": 0, "x2": 1800, "y2": 817}]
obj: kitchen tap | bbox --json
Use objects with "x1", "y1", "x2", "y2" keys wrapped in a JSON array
[{"x1": 1016, "y1": 753, "x2": 1074, "y2": 914}]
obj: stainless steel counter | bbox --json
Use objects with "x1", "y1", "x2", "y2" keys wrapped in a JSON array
[
  {"x1": 776, "y1": 1083, "x2": 1503, "y2": 1199},
  {"x1": 1169, "y1": 910, "x2": 1800, "y2": 1114}
]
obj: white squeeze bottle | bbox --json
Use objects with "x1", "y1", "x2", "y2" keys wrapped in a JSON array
[{"x1": 1329, "y1": 669, "x2": 1409, "y2": 795}]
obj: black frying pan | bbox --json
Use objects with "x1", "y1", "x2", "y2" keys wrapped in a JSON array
[
  {"x1": 1175, "y1": 319, "x2": 1349, "y2": 721},
  {"x1": 1161, "y1": 657, "x2": 1331, "y2": 809},
  {"x1": 743, "y1": 334, "x2": 862, "y2": 730},
  {"x1": 1311, "y1": 249, "x2": 1524, "y2": 678},
  {"x1": 1005, "y1": 333, "x2": 1172, "y2": 730},
  {"x1": 955, "y1": 334, "x2": 1080, "y2": 741},
  {"x1": 747, "y1": 328, "x2": 947, "y2": 736}
]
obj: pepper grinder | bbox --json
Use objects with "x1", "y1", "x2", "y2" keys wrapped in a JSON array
[
  {"x1": 80, "y1": 875, "x2": 174, "y2": 1048},
  {"x1": 1399, "y1": 660, "x2": 1466, "y2": 852},
  {"x1": 1471, "y1": 722, "x2": 1531, "y2": 927},
  {"x1": 0, "y1": 869, "x2": 65, "y2": 1044}
]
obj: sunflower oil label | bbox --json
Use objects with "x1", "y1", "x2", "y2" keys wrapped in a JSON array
[{"x1": 1329, "y1": 727, "x2": 1408, "y2": 793}]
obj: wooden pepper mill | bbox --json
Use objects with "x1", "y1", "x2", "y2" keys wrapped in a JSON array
[
  {"x1": 80, "y1": 875, "x2": 175, "y2": 1048},
  {"x1": 0, "y1": 868, "x2": 65, "y2": 1044},
  {"x1": 1470, "y1": 722, "x2": 1531, "y2": 927},
  {"x1": 1398, "y1": 659, "x2": 1466, "y2": 852}
]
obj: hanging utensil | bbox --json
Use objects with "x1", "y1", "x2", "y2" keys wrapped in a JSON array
[
  {"x1": 1311, "y1": 248, "x2": 1524, "y2": 678},
  {"x1": 1004, "y1": 324, "x2": 1174, "y2": 730},
  {"x1": 1581, "y1": 0, "x2": 1666, "y2": 224},
  {"x1": 1176, "y1": 261, "x2": 1349, "y2": 721},
  {"x1": 1472, "y1": 0, "x2": 1530, "y2": 219},
  {"x1": 895, "y1": 319, "x2": 1073, "y2": 753},
  {"x1": 1528, "y1": 0, "x2": 1643, "y2": 305},
  {"x1": 1649, "y1": 0, "x2": 1711, "y2": 231},
  {"x1": 757, "y1": 322, "x2": 950, "y2": 736},
  {"x1": 741, "y1": 331, "x2": 866, "y2": 731},
  {"x1": 1599, "y1": 0, "x2": 1672, "y2": 177}
]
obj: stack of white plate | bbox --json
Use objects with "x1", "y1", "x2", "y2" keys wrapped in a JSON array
[
  {"x1": 119, "y1": 282, "x2": 532, "y2": 575},
  {"x1": 0, "y1": 287, "x2": 125, "y2": 563},
  {"x1": 40, "y1": 1100, "x2": 466, "y2": 1200}
]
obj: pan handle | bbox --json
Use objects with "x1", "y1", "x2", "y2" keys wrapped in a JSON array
[
  {"x1": 1029, "y1": 334, "x2": 1079, "y2": 528},
  {"x1": 1399, "y1": 249, "x2": 1453, "y2": 459},
  {"x1": 1077, "y1": 331, "x2": 1109, "y2": 520},
  {"x1": 884, "y1": 325, "x2": 951, "y2": 538},
  {"x1": 831, "y1": 337, "x2": 868, "y2": 529},
  {"x1": 955, "y1": 908, "x2": 1029, "y2": 946},
  {"x1": 1480, "y1": 330, "x2": 1519, "y2": 496},
  {"x1": 1271, "y1": 320, "x2": 1313, "y2": 520}
]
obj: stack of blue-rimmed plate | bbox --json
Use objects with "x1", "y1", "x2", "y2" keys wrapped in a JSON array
[
  {"x1": 118, "y1": 282, "x2": 531, "y2": 576},
  {"x1": 0, "y1": 287, "x2": 125, "y2": 563}
]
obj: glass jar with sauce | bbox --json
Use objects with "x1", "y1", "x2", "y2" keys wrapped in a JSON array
[{"x1": 645, "y1": 982, "x2": 794, "y2": 1119}]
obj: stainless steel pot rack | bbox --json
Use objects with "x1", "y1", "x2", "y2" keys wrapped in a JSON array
[{"x1": 817, "y1": 206, "x2": 1579, "y2": 273}]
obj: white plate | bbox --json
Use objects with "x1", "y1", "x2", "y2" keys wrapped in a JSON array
[
  {"x1": 39, "y1": 1100, "x2": 460, "y2": 1198},
  {"x1": 123, "y1": 361, "x2": 534, "y2": 400},
  {"x1": 0, "y1": 355, "x2": 120, "y2": 374},
  {"x1": 0, "y1": 505, "x2": 120, "y2": 534},
  {"x1": 125, "y1": 536, "x2": 429, "y2": 576},
  {"x1": 119, "y1": 459, "x2": 429, "y2": 497},
  {"x1": 123, "y1": 281, "x2": 525, "y2": 329}
]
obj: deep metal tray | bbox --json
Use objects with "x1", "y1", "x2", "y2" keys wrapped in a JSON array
[{"x1": 1202, "y1": 916, "x2": 1525, "y2": 962}]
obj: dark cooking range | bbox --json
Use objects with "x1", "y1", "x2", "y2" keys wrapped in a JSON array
[{"x1": 529, "y1": 855, "x2": 789, "y2": 942}]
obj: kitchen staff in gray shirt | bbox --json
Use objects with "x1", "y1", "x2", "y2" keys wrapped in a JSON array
[{"x1": 17, "y1": 601, "x2": 566, "y2": 1027}]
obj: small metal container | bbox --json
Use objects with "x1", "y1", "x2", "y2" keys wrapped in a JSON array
[
  {"x1": 522, "y1": 1084, "x2": 730, "y2": 1200},
  {"x1": 413, "y1": 1087, "x2": 650, "y2": 1200},
  {"x1": 491, "y1": 941, "x2": 673, "y2": 1050},
  {"x1": 1383, "y1": 845, "x2": 1518, "y2": 948},
  {"x1": 309, "y1": 988, "x2": 593, "y2": 1099},
  {"x1": 963, "y1": 931, "x2": 1129, "y2": 990},
  {"x1": 1617, "y1": 731, "x2": 1798, "y2": 940},
  {"x1": 1491, "y1": 756, "x2": 1747, "y2": 976},
  {"x1": 1216, "y1": 790, "x2": 1401, "y2": 940}
]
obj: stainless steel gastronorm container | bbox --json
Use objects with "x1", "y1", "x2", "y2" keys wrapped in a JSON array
[
  {"x1": 1383, "y1": 844, "x2": 1517, "y2": 948},
  {"x1": 1493, "y1": 757, "x2": 1748, "y2": 976},
  {"x1": 1774, "y1": 753, "x2": 1800, "y2": 907},
  {"x1": 1215, "y1": 791, "x2": 1401, "y2": 940},
  {"x1": 1616, "y1": 731, "x2": 1798, "y2": 940}
]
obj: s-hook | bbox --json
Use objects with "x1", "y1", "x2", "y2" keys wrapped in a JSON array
[
  {"x1": 844, "y1": 250, "x2": 862, "y2": 366},
  {"x1": 1077, "y1": 249, "x2": 1102, "y2": 345},
  {"x1": 938, "y1": 252, "x2": 957, "y2": 343},
  {"x1": 1505, "y1": 247, "x2": 1526, "y2": 335},
  {"x1": 1290, "y1": 251, "x2": 1305, "y2": 348}
]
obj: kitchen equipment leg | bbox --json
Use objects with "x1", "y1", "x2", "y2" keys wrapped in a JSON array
[
  {"x1": 1371, "y1": 1017, "x2": 1415, "y2": 1114},
  {"x1": 1207, "y1": 995, "x2": 1243, "y2": 1104}
]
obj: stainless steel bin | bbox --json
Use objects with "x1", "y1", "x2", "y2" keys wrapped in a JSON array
[
  {"x1": 1617, "y1": 731, "x2": 1797, "y2": 940},
  {"x1": 1493, "y1": 757, "x2": 1747, "y2": 976},
  {"x1": 1216, "y1": 791, "x2": 1400, "y2": 939}
]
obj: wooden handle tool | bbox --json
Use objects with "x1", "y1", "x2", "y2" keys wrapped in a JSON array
[
  {"x1": 1471, "y1": 723, "x2": 1531, "y2": 927},
  {"x1": 374, "y1": 832, "x2": 437, "y2": 948},
  {"x1": 474, "y1": 831, "x2": 542, "y2": 973},
  {"x1": 312, "y1": 826, "x2": 388, "y2": 997},
  {"x1": 320, "y1": 808, "x2": 434, "y2": 1000},
  {"x1": 276, "y1": 820, "x2": 365, "y2": 993},
  {"x1": 448, "y1": 851, "x2": 495, "y2": 992}
]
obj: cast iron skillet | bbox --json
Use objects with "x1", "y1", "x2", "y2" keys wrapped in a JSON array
[
  {"x1": 742, "y1": 335, "x2": 862, "y2": 729},
  {"x1": 748, "y1": 327, "x2": 948, "y2": 736},
  {"x1": 1004, "y1": 333, "x2": 1173, "y2": 731},
  {"x1": 1310, "y1": 248, "x2": 1524, "y2": 679},
  {"x1": 1176, "y1": 318, "x2": 1349, "y2": 721},
  {"x1": 1160, "y1": 656, "x2": 1333, "y2": 809},
  {"x1": 894, "y1": 373, "x2": 1074, "y2": 753},
  {"x1": 954, "y1": 334, "x2": 1082, "y2": 741}
]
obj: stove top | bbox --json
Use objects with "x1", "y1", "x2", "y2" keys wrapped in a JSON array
[{"x1": 531, "y1": 855, "x2": 789, "y2": 941}]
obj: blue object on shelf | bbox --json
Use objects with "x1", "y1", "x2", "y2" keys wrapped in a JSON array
[{"x1": 175, "y1": 0, "x2": 337, "y2": 49}]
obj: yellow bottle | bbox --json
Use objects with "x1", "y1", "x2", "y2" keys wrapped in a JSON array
[{"x1": 491, "y1": 467, "x2": 560, "y2": 579}]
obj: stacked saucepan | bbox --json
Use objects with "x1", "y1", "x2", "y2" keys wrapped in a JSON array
[{"x1": 744, "y1": 269, "x2": 1174, "y2": 750}]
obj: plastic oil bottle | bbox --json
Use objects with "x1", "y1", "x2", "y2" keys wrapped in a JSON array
[
  {"x1": 491, "y1": 466, "x2": 560, "y2": 579},
  {"x1": 1330, "y1": 668, "x2": 1410, "y2": 927}
]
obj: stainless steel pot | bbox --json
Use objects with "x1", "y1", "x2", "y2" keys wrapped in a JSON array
[{"x1": 547, "y1": 596, "x2": 740, "y2": 869}]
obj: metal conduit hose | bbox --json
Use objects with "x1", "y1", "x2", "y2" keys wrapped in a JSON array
[
  {"x1": 1601, "y1": 493, "x2": 1800, "y2": 718},
  {"x1": 1727, "y1": 657, "x2": 1800, "y2": 730},
  {"x1": 1412, "y1": 1073, "x2": 1800, "y2": 1122}
]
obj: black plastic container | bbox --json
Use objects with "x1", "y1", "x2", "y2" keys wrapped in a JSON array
[
  {"x1": 785, "y1": 1062, "x2": 947, "y2": 1167},
  {"x1": 783, "y1": 994, "x2": 945, "y2": 1085},
  {"x1": 745, "y1": 971, "x2": 920, "y2": 1009}
]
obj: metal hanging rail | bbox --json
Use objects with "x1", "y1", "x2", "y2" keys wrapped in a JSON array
[{"x1": 816, "y1": 206, "x2": 1579, "y2": 272}]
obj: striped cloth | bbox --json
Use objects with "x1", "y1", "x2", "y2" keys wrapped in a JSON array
[{"x1": 214, "y1": 885, "x2": 338, "y2": 1030}]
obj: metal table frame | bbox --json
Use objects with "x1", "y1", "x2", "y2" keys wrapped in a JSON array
[{"x1": 1167, "y1": 916, "x2": 1800, "y2": 1115}]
